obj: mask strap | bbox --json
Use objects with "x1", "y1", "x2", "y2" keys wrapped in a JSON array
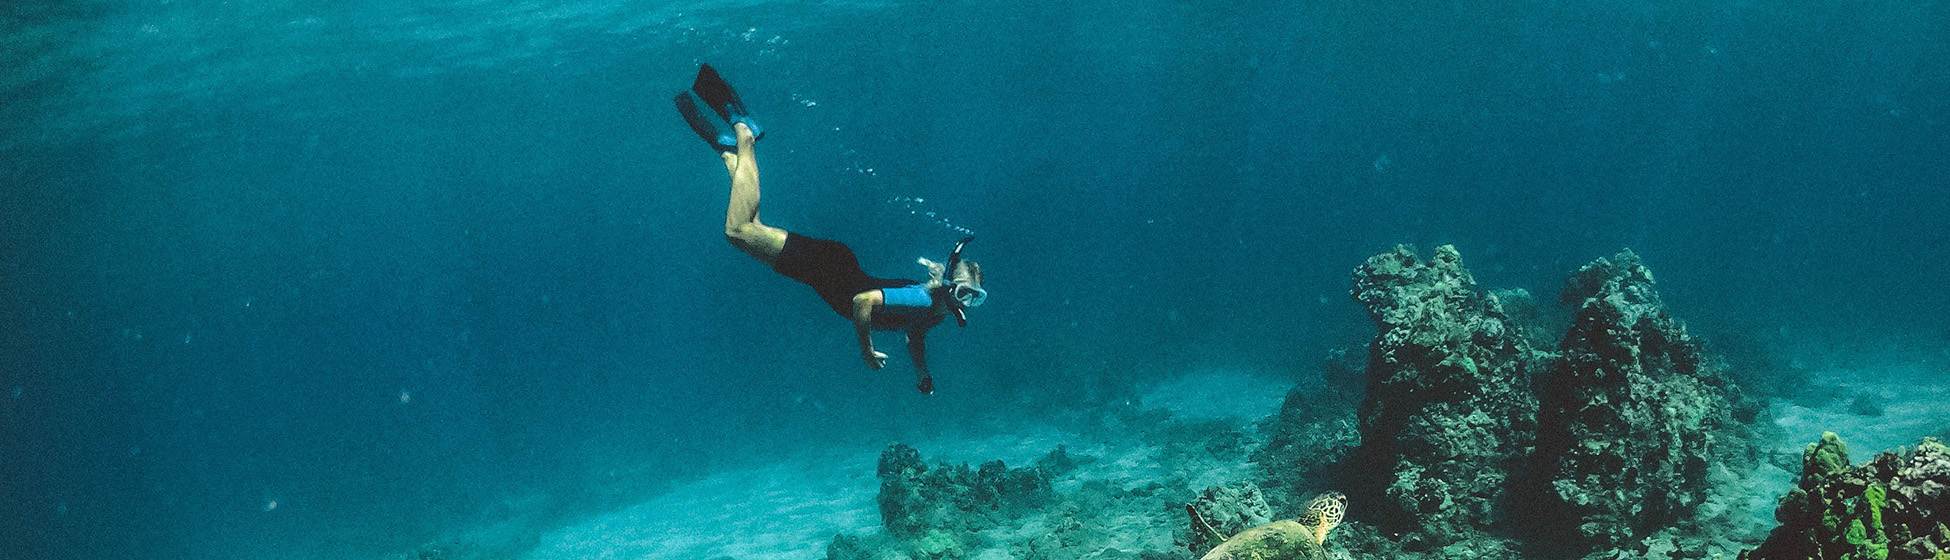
[{"x1": 944, "y1": 236, "x2": 974, "y2": 328}]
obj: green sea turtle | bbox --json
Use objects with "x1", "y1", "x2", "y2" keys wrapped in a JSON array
[{"x1": 1187, "y1": 491, "x2": 1346, "y2": 560}]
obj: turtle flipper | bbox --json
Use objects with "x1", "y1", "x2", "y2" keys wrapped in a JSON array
[{"x1": 1185, "y1": 504, "x2": 1230, "y2": 546}]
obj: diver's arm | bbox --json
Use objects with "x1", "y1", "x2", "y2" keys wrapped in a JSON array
[
  {"x1": 906, "y1": 330, "x2": 932, "y2": 394},
  {"x1": 852, "y1": 291, "x2": 887, "y2": 369}
]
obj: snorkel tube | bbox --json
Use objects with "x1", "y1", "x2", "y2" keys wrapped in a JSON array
[{"x1": 943, "y1": 236, "x2": 975, "y2": 327}]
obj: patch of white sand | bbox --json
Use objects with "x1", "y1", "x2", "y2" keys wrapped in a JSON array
[
  {"x1": 522, "y1": 448, "x2": 882, "y2": 560},
  {"x1": 1770, "y1": 358, "x2": 1950, "y2": 455}
]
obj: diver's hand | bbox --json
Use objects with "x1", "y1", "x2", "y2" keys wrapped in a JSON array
[{"x1": 864, "y1": 350, "x2": 888, "y2": 370}]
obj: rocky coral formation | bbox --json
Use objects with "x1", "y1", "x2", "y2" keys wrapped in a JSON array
[
  {"x1": 1345, "y1": 245, "x2": 1546, "y2": 548},
  {"x1": 830, "y1": 444, "x2": 1183, "y2": 560},
  {"x1": 877, "y1": 443, "x2": 1054, "y2": 542},
  {"x1": 826, "y1": 534, "x2": 876, "y2": 560},
  {"x1": 1325, "y1": 246, "x2": 1762, "y2": 558},
  {"x1": 1037, "y1": 445, "x2": 1086, "y2": 478},
  {"x1": 1742, "y1": 433, "x2": 1950, "y2": 560},
  {"x1": 1527, "y1": 250, "x2": 1752, "y2": 552}
]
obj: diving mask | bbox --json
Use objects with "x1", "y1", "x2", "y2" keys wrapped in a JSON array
[
  {"x1": 952, "y1": 283, "x2": 988, "y2": 308},
  {"x1": 942, "y1": 236, "x2": 979, "y2": 327}
]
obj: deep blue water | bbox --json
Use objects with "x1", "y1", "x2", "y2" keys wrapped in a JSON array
[{"x1": 3, "y1": 0, "x2": 1946, "y2": 558}]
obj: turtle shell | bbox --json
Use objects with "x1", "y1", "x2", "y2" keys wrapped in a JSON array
[
  {"x1": 1198, "y1": 491, "x2": 1344, "y2": 560},
  {"x1": 1197, "y1": 520, "x2": 1327, "y2": 560}
]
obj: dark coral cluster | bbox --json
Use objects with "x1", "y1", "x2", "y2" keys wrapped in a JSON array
[
  {"x1": 1258, "y1": 245, "x2": 1754, "y2": 557},
  {"x1": 833, "y1": 443, "x2": 1186, "y2": 560},
  {"x1": 1344, "y1": 245, "x2": 1546, "y2": 548},
  {"x1": 877, "y1": 443, "x2": 1054, "y2": 541},
  {"x1": 1530, "y1": 251, "x2": 1755, "y2": 549},
  {"x1": 1742, "y1": 433, "x2": 1950, "y2": 560}
]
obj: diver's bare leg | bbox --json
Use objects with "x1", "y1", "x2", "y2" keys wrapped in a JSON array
[{"x1": 722, "y1": 123, "x2": 787, "y2": 264}]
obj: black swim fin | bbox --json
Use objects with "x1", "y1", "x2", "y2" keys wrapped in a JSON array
[
  {"x1": 674, "y1": 64, "x2": 762, "y2": 153},
  {"x1": 691, "y1": 64, "x2": 763, "y2": 139},
  {"x1": 675, "y1": 90, "x2": 736, "y2": 153}
]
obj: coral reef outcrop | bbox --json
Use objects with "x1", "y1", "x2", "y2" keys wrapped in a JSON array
[
  {"x1": 1528, "y1": 250, "x2": 1752, "y2": 552},
  {"x1": 1329, "y1": 246, "x2": 1759, "y2": 558},
  {"x1": 1742, "y1": 433, "x2": 1950, "y2": 560},
  {"x1": 1345, "y1": 245, "x2": 1545, "y2": 549},
  {"x1": 877, "y1": 443, "x2": 1054, "y2": 541},
  {"x1": 831, "y1": 443, "x2": 1181, "y2": 560},
  {"x1": 827, "y1": 534, "x2": 876, "y2": 560}
]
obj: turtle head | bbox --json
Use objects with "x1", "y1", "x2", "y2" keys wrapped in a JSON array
[{"x1": 1295, "y1": 491, "x2": 1346, "y2": 545}]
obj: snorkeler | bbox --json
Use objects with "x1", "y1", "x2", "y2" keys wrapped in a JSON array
[{"x1": 674, "y1": 64, "x2": 986, "y2": 395}]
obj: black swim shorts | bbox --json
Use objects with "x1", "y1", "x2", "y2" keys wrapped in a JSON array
[{"x1": 772, "y1": 232, "x2": 911, "y2": 317}]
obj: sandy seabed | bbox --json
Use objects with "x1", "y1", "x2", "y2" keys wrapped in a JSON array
[{"x1": 445, "y1": 343, "x2": 1944, "y2": 560}]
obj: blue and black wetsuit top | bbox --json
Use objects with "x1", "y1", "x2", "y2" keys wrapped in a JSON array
[
  {"x1": 870, "y1": 284, "x2": 943, "y2": 329},
  {"x1": 770, "y1": 233, "x2": 938, "y2": 329}
]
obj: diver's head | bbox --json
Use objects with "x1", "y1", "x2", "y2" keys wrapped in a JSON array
[
  {"x1": 920, "y1": 237, "x2": 985, "y2": 326},
  {"x1": 920, "y1": 259, "x2": 986, "y2": 307},
  {"x1": 949, "y1": 260, "x2": 985, "y2": 308}
]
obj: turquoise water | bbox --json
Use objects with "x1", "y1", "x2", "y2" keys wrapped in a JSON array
[{"x1": 2, "y1": 0, "x2": 1946, "y2": 558}]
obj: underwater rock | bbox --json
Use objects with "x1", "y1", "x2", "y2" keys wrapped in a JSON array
[
  {"x1": 876, "y1": 443, "x2": 1054, "y2": 540},
  {"x1": 1035, "y1": 444, "x2": 1093, "y2": 477},
  {"x1": 1529, "y1": 250, "x2": 1749, "y2": 552},
  {"x1": 839, "y1": 436, "x2": 1214, "y2": 560},
  {"x1": 1346, "y1": 245, "x2": 1546, "y2": 545},
  {"x1": 826, "y1": 534, "x2": 876, "y2": 560},
  {"x1": 1182, "y1": 482, "x2": 1275, "y2": 557},
  {"x1": 1741, "y1": 434, "x2": 1950, "y2": 560},
  {"x1": 1847, "y1": 393, "x2": 1887, "y2": 418}
]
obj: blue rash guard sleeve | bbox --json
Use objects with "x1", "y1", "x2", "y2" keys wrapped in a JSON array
[{"x1": 878, "y1": 285, "x2": 933, "y2": 318}]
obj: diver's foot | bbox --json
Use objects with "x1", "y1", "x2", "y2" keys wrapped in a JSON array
[
  {"x1": 734, "y1": 122, "x2": 757, "y2": 144},
  {"x1": 917, "y1": 376, "x2": 934, "y2": 394}
]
